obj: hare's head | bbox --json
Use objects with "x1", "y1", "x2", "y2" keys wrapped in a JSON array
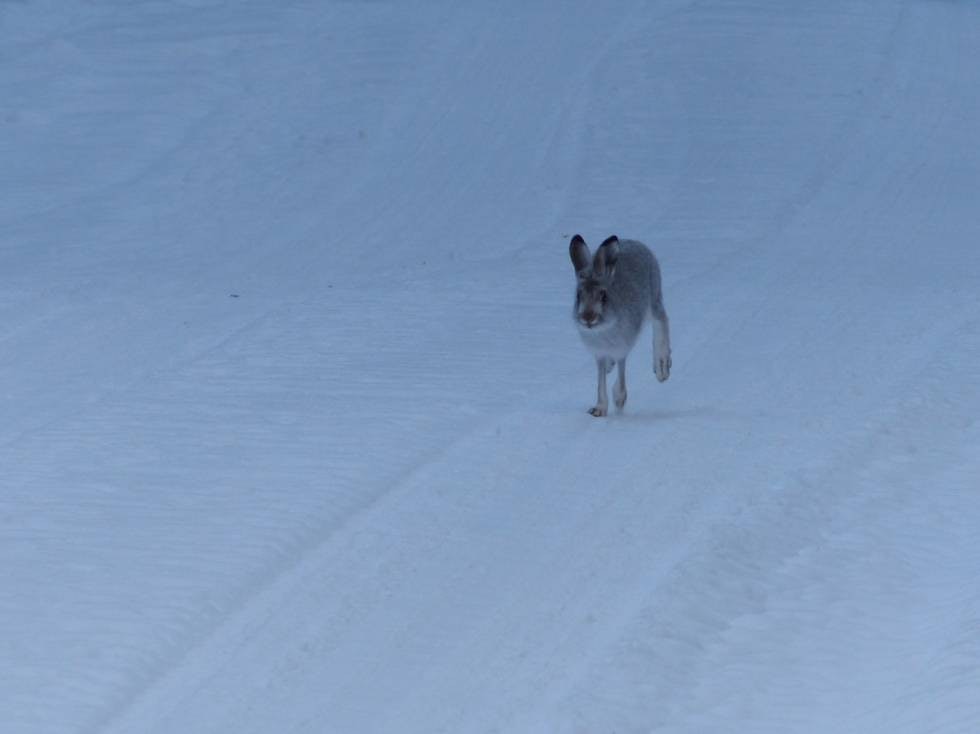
[{"x1": 570, "y1": 234, "x2": 619, "y2": 329}]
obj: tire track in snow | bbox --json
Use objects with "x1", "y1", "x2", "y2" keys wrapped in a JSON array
[
  {"x1": 543, "y1": 316, "x2": 980, "y2": 733},
  {"x1": 103, "y1": 2, "x2": 976, "y2": 723},
  {"x1": 535, "y1": 3, "x2": 980, "y2": 729},
  {"x1": 6, "y1": 1, "x2": 980, "y2": 732}
]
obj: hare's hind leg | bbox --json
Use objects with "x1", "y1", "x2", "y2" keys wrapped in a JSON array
[
  {"x1": 613, "y1": 359, "x2": 627, "y2": 411},
  {"x1": 590, "y1": 357, "x2": 611, "y2": 417},
  {"x1": 652, "y1": 298, "x2": 672, "y2": 382}
]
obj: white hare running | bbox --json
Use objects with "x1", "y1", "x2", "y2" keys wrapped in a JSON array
[{"x1": 569, "y1": 234, "x2": 671, "y2": 416}]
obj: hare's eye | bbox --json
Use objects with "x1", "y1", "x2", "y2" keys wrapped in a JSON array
[{"x1": 599, "y1": 290, "x2": 609, "y2": 304}]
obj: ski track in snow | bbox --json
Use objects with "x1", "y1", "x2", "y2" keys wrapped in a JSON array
[{"x1": 2, "y1": 1, "x2": 979, "y2": 733}]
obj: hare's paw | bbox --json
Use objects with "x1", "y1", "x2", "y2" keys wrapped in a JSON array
[
  {"x1": 655, "y1": 353, "x2": 671, "y2": 382},
  {"x1": 613, "y1": 384, "x2": 627, "y2": 410},
  {"x1": 589, "y1": 405, "x2": 608, "y2": 418}
]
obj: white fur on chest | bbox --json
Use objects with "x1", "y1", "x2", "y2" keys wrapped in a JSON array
[{"x1": 576, "y1": 313, "x2": 647, "y2": 360}]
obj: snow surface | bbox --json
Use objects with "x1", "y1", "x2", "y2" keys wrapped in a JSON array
[{"x1": 3, "y1": 1, "x2": 980, "y2": 732}]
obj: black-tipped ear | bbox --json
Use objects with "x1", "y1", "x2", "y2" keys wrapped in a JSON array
[
  {"x1": 599, "y1": 235, "x2": 619, "y2": 250},
  {"x1": 593, "y1": 235, "x2": 619, "y2": 276},
  {"x1": 569, "y1": 234, "x2": 591, "y2": 273}
]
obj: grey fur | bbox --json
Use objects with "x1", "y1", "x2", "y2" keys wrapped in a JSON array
[{"x1": 569, "y1": 234, "x2": 671, "y2": 416}]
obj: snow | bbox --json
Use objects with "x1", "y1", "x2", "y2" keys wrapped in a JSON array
[{"x1": 2, "y1": 1, "x2": 979, "y2": 732}]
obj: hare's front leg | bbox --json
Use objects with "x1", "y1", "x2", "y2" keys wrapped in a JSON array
[
  {"x1": 613, "y1": 358, "x2": 627, "y2": 411},
  {"x1": 653, "y1": 299, "x2": 672, "y2": 383},
  {"x1": 590, "y1": 357, "x2": 611, "y2": 417}
]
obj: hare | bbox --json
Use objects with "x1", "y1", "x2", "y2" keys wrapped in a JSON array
[{"x1": 569, "y1": 234, "x2": 671, "y2": 416}]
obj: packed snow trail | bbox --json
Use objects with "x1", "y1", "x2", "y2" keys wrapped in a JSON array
[{"x1": 2, "y1": 2, "x2": 979, "y2": 733}]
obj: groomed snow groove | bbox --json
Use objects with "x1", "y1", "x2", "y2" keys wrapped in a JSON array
[{"x1": 2, "y1": 2, "x2": 979, "y2": 733}]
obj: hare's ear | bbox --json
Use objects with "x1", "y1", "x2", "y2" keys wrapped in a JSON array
[
  {"x1": 594, "y1": 235, "x2": 619, "y2": 277},
  {"x1": 569, "y1": 234, "x2": 591, "y2": 274}
]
